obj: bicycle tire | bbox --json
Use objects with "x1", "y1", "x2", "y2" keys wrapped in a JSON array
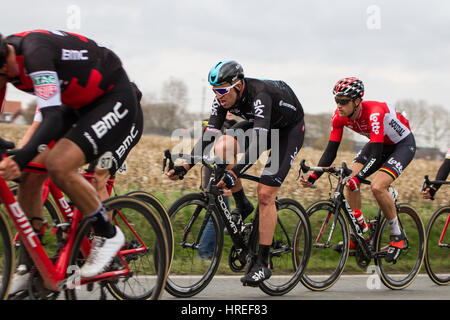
[
  {"x1": 259, "y1": 198, "x2": 311, "y2": 296},
  {"x1": 424, "y1": 206, "x2": 450, "y2": 285},
  {"x1": 0, "y1": 211, "x2": 13, "y2": 300},
  {"x1": 165, "y1": 192, "x2": 224, "y2": 298},
  {"x1": 375, "y1": 203, "x2": 425, "y2": 290},
  {"x1": 300, "y1": 200, "x2": 350, "y2": 291},
  {"x1": 65, "y1": 196, "x2": 169, "y2": 300},
  {"x1": 124, "y1": 190, "x2": 174, "y2": 271}
]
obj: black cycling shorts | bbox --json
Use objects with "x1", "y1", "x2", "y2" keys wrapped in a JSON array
[
  {"x1": 353, "y1": 133, "x2": 416, "y2": 180},
  {"x1": 62, "y1": 69, "x2": 143, "y2": 175},
  {"x1": 227, "y1": 119, "x2": 305, "y2": 187}
]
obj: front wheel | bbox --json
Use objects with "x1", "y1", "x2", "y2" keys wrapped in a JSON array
[
  {"x1": 375, "y1": 203, "x2": 425, "y2": 290},
  {"x1": 0, "y1": 211, "x2": 13, "y2": 300},
  {"x1": 259, "y1": 198, "x2": 311, "y2": 296},
  {"x1": 424, "y1": 206, "x2": 450, "y2": 285},
  {"x1": 300, "y1": 200, "x2": 350, "y2": 291},
  {"x1": 165, "y1": 193, "x2": 224, "y2": 298}
]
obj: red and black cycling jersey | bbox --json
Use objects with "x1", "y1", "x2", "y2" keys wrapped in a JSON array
[
  {"x1": 314, "y1": 100, "x2": 415, "y2": 181},
  {"x1": 329, "y1": 100, "x2": 411, "y2": 145},
  {"x1": 206, "y1": 78, "x2": 304, "y2": 132},
  {"x1": 3, "y1": 29, "x2": 123, "y2": 110}
]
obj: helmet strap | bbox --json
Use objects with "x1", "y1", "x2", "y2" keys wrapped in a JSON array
[{"x1": 347, "y1": 99, "x2": 361, "y2": 119}]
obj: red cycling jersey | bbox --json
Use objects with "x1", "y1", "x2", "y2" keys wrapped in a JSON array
[{"x1": 329, "y1": 100, "x2": 411, "y2": 145}]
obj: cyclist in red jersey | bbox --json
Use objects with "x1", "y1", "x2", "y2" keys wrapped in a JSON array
[
  {"x1": 0, "y1": 30, "x2": 143, "y2": 294},
  {"x1": 300, "y1": 77, "x2": 416, "y2": 263},
  {"x1": 422, "y1": 147, "x2": 450, "y2": 199}
]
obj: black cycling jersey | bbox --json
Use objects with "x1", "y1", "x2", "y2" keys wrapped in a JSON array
[
  {"x1": 5, "y1": 30, "x2": 122, "y2": 110},
  {"x1": 191, "y1": 78, "x2": 305, "y2": 185},
  {"x1": 207, "y1": 78, "x2": 304, "y2": 132}
]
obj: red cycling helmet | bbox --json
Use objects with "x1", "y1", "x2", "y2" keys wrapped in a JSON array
[{"x1": 333, "y1": 77, "x2": 364, "y2": 100}]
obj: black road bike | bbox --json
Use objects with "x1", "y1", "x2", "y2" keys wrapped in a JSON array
[
  {"x1": 422, "y1": 175, "x2": 450, "y2": 285},
  {"x1": 162, "y1": 150, "x2": 311, "y2": 297},
  {"x1": 295, "y1": 160, "x2": 425, "y2": 291}
]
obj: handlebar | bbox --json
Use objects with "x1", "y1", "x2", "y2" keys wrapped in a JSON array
[
  {"x1": 422, "y1": 175, "x2": 450, "y2": 200},
  {"x1": 299, "y1": 159, "x2": 371, "y2": 185}
]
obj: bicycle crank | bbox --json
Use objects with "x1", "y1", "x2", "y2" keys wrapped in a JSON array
[
  {"x1": 228, "y1": 246, "x2": 246, "y2": 272},
  {"x1": 28, "y1": 269, "x2": 59, "y2": 300}
]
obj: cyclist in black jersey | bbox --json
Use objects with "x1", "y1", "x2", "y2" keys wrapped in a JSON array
[
  {"x1": 166, "y1": 60, "x2": 306, "y2": 285},
  {"x1": 422, "y1": 148, "x2": 450, "y2": 199},
  {"x1": 0, "y1": 30, "x2": 143, "y2": 292}
]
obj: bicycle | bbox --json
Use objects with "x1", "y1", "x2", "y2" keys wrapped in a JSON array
[
  {"x1": 296, "y1": 159, "x2": 425, "y2": 291},
  {"x1": 162, "y1": 150, "x2": 311, "y2": 297},
  {"x1": 422, "y1": 175, "x2": 450, "y2": 285},
  {"x1": 0, "y1": 144, "x2": 170, "y2": 300}
]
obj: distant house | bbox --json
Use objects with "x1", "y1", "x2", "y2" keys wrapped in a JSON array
[{"x1": 0, "y1": 100, "x2": 26, "y2": 124}]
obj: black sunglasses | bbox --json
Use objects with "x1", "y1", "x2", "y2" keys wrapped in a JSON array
[{"x1": 335, "y1": 97, "x2": 353, "y2": 105}]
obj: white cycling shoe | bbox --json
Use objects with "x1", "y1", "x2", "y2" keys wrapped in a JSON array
[{"x1": 79, "y1": 226, "x2": 125, "y2": 278}]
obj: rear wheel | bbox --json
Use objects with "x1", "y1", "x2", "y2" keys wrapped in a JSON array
[
  {"x1": 259, "y1": 198, "x2": 311, "y2": 296},
  {"x1": 375, "y1": 203, "x2": 425, "y2": 289}
]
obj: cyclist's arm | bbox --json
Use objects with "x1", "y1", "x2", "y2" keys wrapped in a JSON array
[
  {"x1": 310, "y1": 113, "x2": 343, "y2": 181},
  {"x1": 432, "y1": 158, "x2": 450, "y2": 192},
  {"x1": 188, "y1": 98, "x2": 226, "y2": 169},
  {"x1": 231, "y1": 93, "x2": 272, "y2": 177},
  {"x1": 12, "y1": 42, "x2": 64, "y2": 169}
]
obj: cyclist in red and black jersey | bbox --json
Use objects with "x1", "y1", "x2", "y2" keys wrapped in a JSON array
[
  {"x1": 300, "y1": 77, "x2": 416, "y2": 263},
  {"x1": 0, "y1": 30, "x2": 143, "y2": 290},
  {"x1": 166, "y1": 60, "x2": 306, "y2": 285}
]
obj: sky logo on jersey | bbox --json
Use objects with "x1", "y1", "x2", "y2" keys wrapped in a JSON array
[
  {"x1": 253, "y1": 99, "x2": 265, "y2": 118},
  {"x1": 31, "y1": 71, "x2": 59, "y2": 100}
]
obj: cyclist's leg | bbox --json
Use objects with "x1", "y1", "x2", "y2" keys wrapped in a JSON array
[
  {"x1": 214, "y1": 128, "x2": 253, "y2": 218},
  {"x1": 242, "y1": 120, "x2": 304, "y2": 285}
]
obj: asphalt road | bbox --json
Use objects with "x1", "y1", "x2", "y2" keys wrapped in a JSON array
[{"x1": 66, "y1": 274, "x2": 449, "y2": 300}]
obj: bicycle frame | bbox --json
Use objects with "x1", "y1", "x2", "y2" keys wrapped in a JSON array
[{"x1": 2, "y1": 166, "x2": 130, "y2": 292}]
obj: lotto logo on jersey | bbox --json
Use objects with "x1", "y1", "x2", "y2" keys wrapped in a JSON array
[
  {"x1": 369, "y1": 113, "x2": 381, "y2": 135},
  {"x1": 31, "y1": 72, "x2": 59, "y2": 100}
]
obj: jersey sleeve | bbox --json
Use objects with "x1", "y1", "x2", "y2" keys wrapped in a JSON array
[
  {"x1": 367, "y1": 108, "x2": 385, "y2": 143},
  {"x1": 22, "y1": 38, "x2": 62, "y2": 109},
  {"x1": 329, "y1": 111, "x2": 344, "y2": 142}
]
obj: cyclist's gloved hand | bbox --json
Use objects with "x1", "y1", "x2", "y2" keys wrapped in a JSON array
[
  {"x1": 347, "y1": 176, "x2": 360, "y2": 192},
  {"x1": 221, "y1": 171, "x2": 237, "y2": 189},
  {"x1": 173, "y1": 165, "x2": 187, "y2": 180},
  {"x1": 307, "y1": 173, "x2": 318, "y2": 184}
]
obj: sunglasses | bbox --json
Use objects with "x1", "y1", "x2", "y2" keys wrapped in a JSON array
[
  {"x1": 212, "y1": 81, "x2": 240, "y2": 96},
  {"x1": 335, "y1": 97, "x2": 353, "y2": 105}
]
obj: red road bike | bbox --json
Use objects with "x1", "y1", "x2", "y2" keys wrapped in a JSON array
[{"x1": 0, "y1": 143, "x2": 169, "y2": 300}]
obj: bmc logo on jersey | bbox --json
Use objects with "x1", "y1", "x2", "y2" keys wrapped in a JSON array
[
  {"x1": 369, "y1": 113, "x2": 381, "y2": 134},
  {"x1": 61, "y1": 49, "x2": 88, "y2": 61},
  {"x1": 253, "y1": 99, "x2": 265, "y2": 118}
]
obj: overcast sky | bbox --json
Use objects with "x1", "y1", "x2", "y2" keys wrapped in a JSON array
[{"x1": 3, "y1": 1, "x2": 450, "y2": 115}]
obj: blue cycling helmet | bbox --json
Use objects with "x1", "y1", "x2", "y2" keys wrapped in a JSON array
[{"x1": 208, "y1": 60, "x2": 244, "y2": 86}]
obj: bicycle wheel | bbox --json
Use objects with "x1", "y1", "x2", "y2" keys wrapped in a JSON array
[
  {"x1": 259, "y1": 198, "x2": 311, "y2": 296},
  {"x1": 65, "y1": 196, "x2": 169, "y2": 300},
  {"x1": 424, "y1": 206, "x2": 450, "y2": 285},
  {"x1": 165, "y1": 193, "x2": 223, "y2": 298},
  {"x1": 375, "y1": 203, "x2": 425, "y2": 290},
  {"x1": 0, "y1": 211, "x2": 13, "y2": 300},
  {"x1": 124, "y1": 190, "x2": 174, "y2": 271},
  {"x1": 300, "y1": 200, "x2": 350, "y2": 291}
]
